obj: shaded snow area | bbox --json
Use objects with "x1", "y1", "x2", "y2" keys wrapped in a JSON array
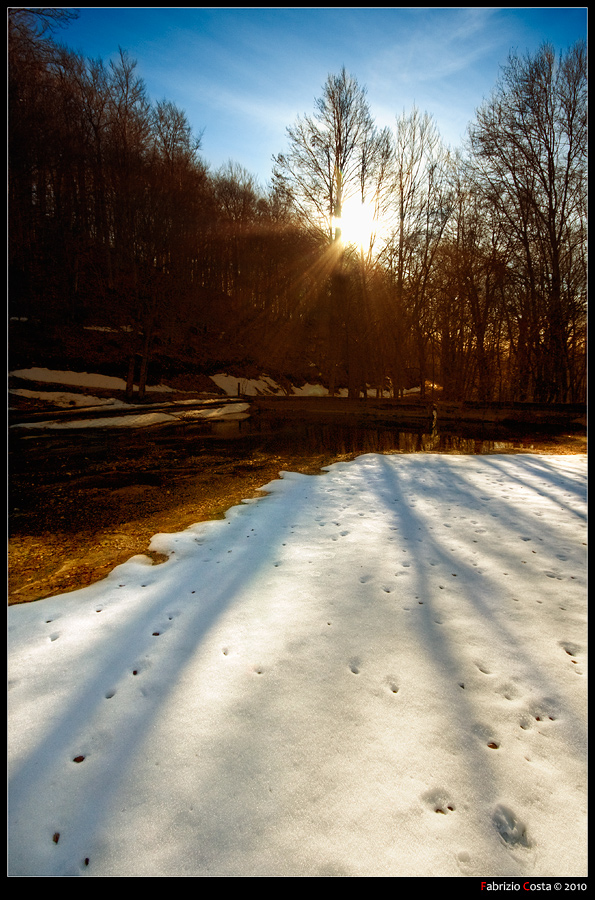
[
  {"x1": 9, "y1": 368, "x2": 416, "y2": 417},
  {"x1": 10, "y1": 366, "x2": 323, "y2": 399},
  {"x1": 9, "y1": 368, "x2": 252, "y2": 430},
  {"x1": 10, "y1": 388, "x2": 129, "y2": 409},
  {"x1": 11, "y1": 403, "x2": 251, "y2": 431},
  {"x1": 7, "y1": 453, "x2": 587, "y2": 877},
  {"x1": 10, "y1": 367, "x2": 176, "y2": 393}
]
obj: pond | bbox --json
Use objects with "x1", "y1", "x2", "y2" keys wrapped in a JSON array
[{"x1": 180, "y1": 410, "x2": 582, "y2": 458}]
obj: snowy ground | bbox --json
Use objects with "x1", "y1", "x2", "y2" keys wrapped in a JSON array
[
  {"x1": 9, "y1": 366, "x2": 328, "y2": 401},
  {"x1": 9, "y1": 368, "x2": 254, "y2": 431},
  {"x1": 10, "y1": 401, "x2": 251, "y2": 431},
  {"x1": 10, "y1": 366, "x2": 415, "y2": 408},
  {"x1": 7, "y1": 451, "x2": 587, "y2": 877}
]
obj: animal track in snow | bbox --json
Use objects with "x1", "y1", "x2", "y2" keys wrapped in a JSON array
[
  {"x1": 472, "y1": 722, "x2": 500, "y2": 747},
  {"x1": 519, "y1": 697, "x2": 558, "y2": 732},
  {"x1": 423, "y1": 788, "x2": 456, "y2": 815},
  {"x1": 495, "y1": 681, "x2": 520, "y2": 701},
  {"x1": 131, "y1": 658, "x2": 151, "y2": 677},
  {"x1": 560, "y1": 641, "x2": 580, "y2": 659},
  {"x1": 476, "y1": 663, "x2": 492, "y2": 675},
  {"x1": 492, "y1": 804, "x2": 532, "y2": 848}
]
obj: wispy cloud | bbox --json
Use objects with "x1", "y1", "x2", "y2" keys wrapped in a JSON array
[
  {"x1": 61, "y1": 7, "x2": 587, "y2": 183},
  {"x1": 368, "y1": 8, "x2": 505, "y2": 88}
]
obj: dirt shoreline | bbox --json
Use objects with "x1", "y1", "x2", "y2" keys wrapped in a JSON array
[
  {"x1": 8, "y1": 406, "x2": 586, "y2": 606},
  {"x1": 8, "y1": 440, "x2": 354, "y2": 605}
]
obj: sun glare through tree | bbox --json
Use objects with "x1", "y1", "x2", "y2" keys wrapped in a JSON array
[{"x1": 333, "y1": 195, "x2": 391, "y2": 257}]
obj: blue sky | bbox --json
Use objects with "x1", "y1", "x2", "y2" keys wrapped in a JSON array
[{"x1": 60, "y1": 7, "x2": 587, "y2": 187}]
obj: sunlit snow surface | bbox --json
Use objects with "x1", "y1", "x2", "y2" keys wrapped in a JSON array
[{"x1": 8, "y1": 453, "x2": 587, "y2": 877}]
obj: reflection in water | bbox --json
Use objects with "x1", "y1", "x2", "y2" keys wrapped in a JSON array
[
  {"x1": 205, "y1": 416, "x2": 529, "y2": 456},
  {"x1": 277, "y1": 425, "x2": 521, "y2": 456}
]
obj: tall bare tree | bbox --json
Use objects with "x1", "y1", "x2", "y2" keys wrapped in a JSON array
[
  {"x1": 274, "y1": 68, "x2": 392, "y2": 395},
  {"x1": 468, "y1": 42, "x2": 587, "y2": 402},
  {"x1": 273, "y1": 68, "x2": 379, "y2": 243},
  {"x1": 381, "y1": 110, "x2": 453, "y2": 397}
]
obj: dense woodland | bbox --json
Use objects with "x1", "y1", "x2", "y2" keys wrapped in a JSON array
[{"x1": 9, "y1": 9, "x2": 587, "y2": 402}]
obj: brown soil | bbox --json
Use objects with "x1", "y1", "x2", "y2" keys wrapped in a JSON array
[
  {"x1": 8, "y1": 394, "x2": 586, "y2": 606},
  {"x1": 8, "y1": 435, "x2": 352, "y2": 606}
]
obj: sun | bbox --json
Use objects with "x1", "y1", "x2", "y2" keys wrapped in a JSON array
[{"x1": 333, "y1": 196, "x2": 387, "y2": 254}]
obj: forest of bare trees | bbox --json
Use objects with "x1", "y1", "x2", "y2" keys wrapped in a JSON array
[{"x1": 9, "y1": 9, "x2": 587, "y2": 402}]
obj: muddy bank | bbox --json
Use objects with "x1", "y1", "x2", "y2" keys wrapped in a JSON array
[
  {"x1": 8, "y1": 400, "x2": 586, "y2": 606},
  {"x1": 8, "y1": 425, "x2": 353, "y2": 605}
]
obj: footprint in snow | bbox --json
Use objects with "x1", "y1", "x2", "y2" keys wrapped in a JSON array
[
  {"x1": 560, "y1": 641, "x2": 580, "y2": 660},
  {"x1": 472, "y1": 722, "x2": 500, "y2": 747},
  {"x1": 495, "y1": 681, "x2": 521, "y2": 701},
  {"x1": 492, "y1": 804, "x2": 532, "y2": 848},
  {"x1": 423, "y1": 788, "x2": 456, "y2": 815}
]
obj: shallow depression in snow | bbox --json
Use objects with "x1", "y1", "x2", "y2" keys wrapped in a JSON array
[{"x1": 7, "y1": 453, "x2": 587, "y2": 877}]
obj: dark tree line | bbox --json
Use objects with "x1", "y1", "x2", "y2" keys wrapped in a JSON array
[{"x1": 9, "y1": 10, "x2": 587, "y2": 402}]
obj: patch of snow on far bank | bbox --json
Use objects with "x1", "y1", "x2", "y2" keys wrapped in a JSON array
[
  {"x1": 10, "y1": 368, "x2": 175, "y2": 393},
  {"x1": 210, "y1": 373, "x2": 286, "y2": 396},
  {"x1": 10, "y1": 389, "x2": 128, "y2": 409},
  {"x1": 292, "y1": 383, "x2": 329, "y2": 396},
  {"x1": 11, "y1": 402, "x2": 252, "y2": 431},
  {"x1": 13, "y1": 412, "x2": 179, "y2": 430}
]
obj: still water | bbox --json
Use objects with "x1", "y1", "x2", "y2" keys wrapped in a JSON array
[{"x1": 194, "y1": 414, "x2": 563, "y2": 457}]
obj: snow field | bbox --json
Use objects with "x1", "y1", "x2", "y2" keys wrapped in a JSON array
[{"x1": 7, "y1": 453, "x2": 587, "y2": 877}]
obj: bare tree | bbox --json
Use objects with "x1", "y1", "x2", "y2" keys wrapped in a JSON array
[
  {"x1": 273, "y1": 68, "x2": 378, "y2": 245},
  {"x1": 381, "y1": 109, "x2": 453, "y2": 397},
  {"x1": 274, "y1": 68, "x2": 392, "y2": 395},
  {"x1": 468, "y1": 42, "x2": 587, "y2": 402}
]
